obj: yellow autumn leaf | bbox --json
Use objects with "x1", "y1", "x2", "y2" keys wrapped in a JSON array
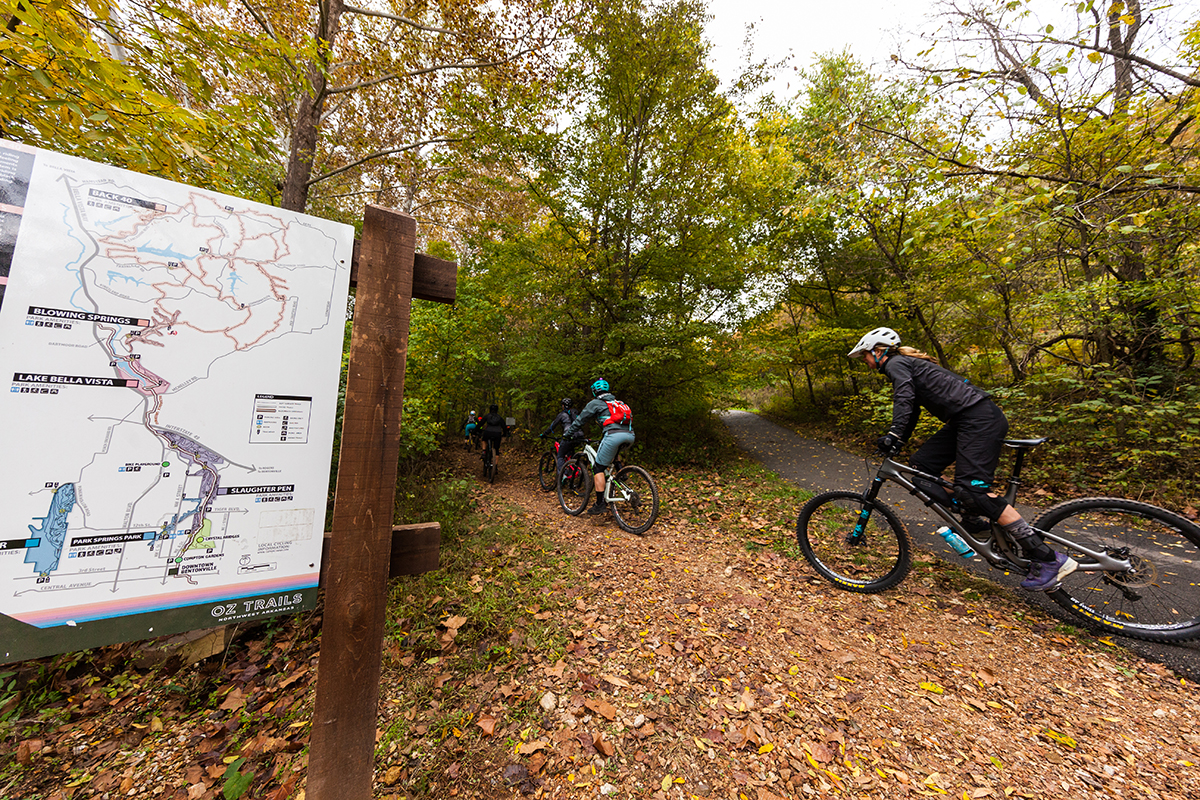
[
  {"x1": 661, "y1": 774, "x2": 673, "y2": 792},
  {"x1": 919, "y1": 681, "x2": 944, "y2": 694},
  {"x1": 1042, "y1": 729, "x2": 1077, "y2": 749},
  {"x1": 758, "y1": 743, "x2": 775, "y2": 754},
  {"x1": 788, "y1": 665, "x2": 799, "y2": 675}
]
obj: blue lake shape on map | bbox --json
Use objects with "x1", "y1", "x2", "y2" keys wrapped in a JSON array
[
  {"x1": 136, "y1": 244, "x2": 192, "y2": 260},
  {"x1": 106, "y1": 270, "x2": 147, "y2": 287},
  {"x1": 26, "y1": 483, "x2": 76, "y2": 575}
]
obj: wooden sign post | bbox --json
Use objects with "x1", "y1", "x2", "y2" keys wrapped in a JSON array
[{"x1": 307, "y1": 205, "x2": 456, "y2": 799}]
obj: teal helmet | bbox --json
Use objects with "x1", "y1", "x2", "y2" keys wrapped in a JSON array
[{"x1": 590, "y1": 378, "x2": 610, "y2": 397}]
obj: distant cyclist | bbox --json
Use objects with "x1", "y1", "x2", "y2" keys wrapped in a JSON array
[
  {"x1": 479, "y1": 405, "x2": 509, "y2": 472},
  {"x1": 847, "y1": 326, "x2": 1077, "y2": 591},
  {"x1": 463, "y1": 410, "x2": 479, "y2": 449},
  {"x1": 540, "y1": 398, "x2": 583, "y2": 473},
  {"x1": 563, "y1": 379, "x2": 634, "y2": 516}
]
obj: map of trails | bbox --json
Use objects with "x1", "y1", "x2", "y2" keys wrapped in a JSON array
[{"x1": 0, "y1": 140, "x2": 353, "y2": 661}]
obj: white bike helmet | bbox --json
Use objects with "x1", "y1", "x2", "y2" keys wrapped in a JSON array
[{"x1": 847, "y1": 327, "x2": 901, "y2": 358}]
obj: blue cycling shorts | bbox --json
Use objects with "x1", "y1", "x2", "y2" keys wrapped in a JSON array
[{"x1": 595, "y1": 429, "x2": 635, "y2": 470}]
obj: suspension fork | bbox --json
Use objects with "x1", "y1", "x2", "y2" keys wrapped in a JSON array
[{"x1": 850, "y1": 477, "x2": 886, "y2": 543}]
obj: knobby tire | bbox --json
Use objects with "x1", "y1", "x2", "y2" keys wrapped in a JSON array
[
  {"x1": 557, "y1": 455, "x2": 590, "y2": 516},
  {"x1": 1034, "y1": 497, "x2": 1200, "y2": 642},
  {"x1": 796, "y1": 491, "x2": 911, "y2": 593},
  {"x1": 610, "y1": 465, "x2": 659, "y2": 535},
  {"x1": 537, "y1": 451, "x2": 556, "y2": 492}
]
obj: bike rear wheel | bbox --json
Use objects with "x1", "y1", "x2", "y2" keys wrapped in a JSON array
[
  {"x1": 557, "y1": 455, "x2": 590, "y2": 515},
  {"x1": 610, "y1": 465, "x2": 659, "y2": 535},
  {"x1": 797, "y1": 491, "x2": 911, "y2": 593},
  {"x1": 1034, "y1": 498, "x2": 1200, "y2": 642},
  {"x1": 537, "y1": 451, "x2": 556, "y2": 491}
]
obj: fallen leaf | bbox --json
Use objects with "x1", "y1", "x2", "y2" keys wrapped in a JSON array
[
  {"x1": 517, "y1": 739, "x2": 547, "y2": 755},
  {"x1": 219, "y1": 688, "x2": 245, "y2": 711},
  {"x1": 584, "y1": 698, "x2": 618, "y2": 720}
]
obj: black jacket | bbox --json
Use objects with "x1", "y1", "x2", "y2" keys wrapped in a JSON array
[
  {"x1": 480, "y1": 412, "x2": 507, "y2": 434},
  {"x1": 542, "y1": 409, "x2": 578, "y2": 438},
  {"x1": 881, "y1": 354, "x2": 989, "y2": 442}
]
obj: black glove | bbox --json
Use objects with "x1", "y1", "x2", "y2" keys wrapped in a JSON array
[
  {"x1": 875, "y1": 433, "x2": 901, "y2": 455},
  {"x1": 539, "y1": 432, "x2": 546, "y2": 439}
]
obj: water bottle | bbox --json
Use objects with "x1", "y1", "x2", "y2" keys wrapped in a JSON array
[{"x1": 936, "y1": 526, "x2": 976, "y2": 559}]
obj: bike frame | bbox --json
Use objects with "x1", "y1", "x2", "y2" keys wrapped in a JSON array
[
  {"x1": 575, "y1": 441, "x2": 631, "y2": 504},
  {"x1": 863, "y1": 456, "x2": 1131, "y2": 575}
]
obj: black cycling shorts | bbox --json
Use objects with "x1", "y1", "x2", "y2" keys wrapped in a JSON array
[
  {"x1": 909, "y1": 398, "x2": 1009, "y2": 494},
  {"x1": 480, "y1": 429, "x2": 503, "y2": 454}
]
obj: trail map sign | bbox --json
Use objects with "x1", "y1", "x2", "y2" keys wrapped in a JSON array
[{"x1": 0, "y1": 140, "x2": 353, "y2": 662}]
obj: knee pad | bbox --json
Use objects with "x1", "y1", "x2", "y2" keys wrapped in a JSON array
[
  {"x1": 593, "y1": 463, "x2": 607, "y2": 477},
  {"x1": 955, "y1": 482, "x2": 1008, "y2": 521}
]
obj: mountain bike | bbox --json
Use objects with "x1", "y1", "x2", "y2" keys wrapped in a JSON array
[
  {"x1": 537, "y1": 438, "x2": 573, "y2": 492},
  {"x1": 557, "y1": 440, "x2": 660, "y2": 535},
  {"x1": 795, "y1": 437, "x2": 1200, "y2": 643},
  {"x1": 481, "y1": 438, "x2": 497, "y2": 484}
]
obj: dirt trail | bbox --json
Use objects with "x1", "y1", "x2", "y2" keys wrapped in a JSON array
[{"x1": 452, "y1": 443, "x2": 1199, "y2": 800}]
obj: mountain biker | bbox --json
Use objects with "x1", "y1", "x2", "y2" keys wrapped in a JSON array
[
  {"x1": 463, "y1": 410, "x2": 479, "y2": 448},
  {"x1": 562, "y1": 379, "x2": 635, "y2": 516},
  {"x1": 479, "y1": 404, "x2": 509, "y2": 473},
  {"x1": 540, "y1": 398, "x2": 583, "y2": 473},
  {"x1": 847, "y1": 326, "x2": 1077, "y2": 591}
]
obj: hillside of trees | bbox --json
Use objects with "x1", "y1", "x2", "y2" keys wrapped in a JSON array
[{"x1": 4, "y1": 0, "x2": 1198, "y2": 501}]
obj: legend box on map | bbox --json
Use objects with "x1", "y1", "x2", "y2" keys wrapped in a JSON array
[{"x1": 249, "y1": 393, "x2": 312, "y2": 444}]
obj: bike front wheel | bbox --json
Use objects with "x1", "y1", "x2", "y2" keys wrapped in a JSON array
[
  {"x1": 610, "y1": 465, "x2": 659, "y2": 535},
  {"x1": 797, "y1": 491, "x2": 911, "y2": 593},
  {"x1": 537, "y1": 451, "x2": 557, "y2": 492},
  {"x1": 1034, "y1": 498, "x2": 1200, "y2": 642},
  {"x1": 557, "y1": 455, "x2": 590, "y2": 515}
]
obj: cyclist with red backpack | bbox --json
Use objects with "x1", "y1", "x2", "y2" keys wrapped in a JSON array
[{"x1": 563, "y1": 379, "x2": 635, "y2": 516}]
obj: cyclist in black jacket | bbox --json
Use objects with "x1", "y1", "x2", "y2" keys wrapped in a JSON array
[
  {"x1": 848, "y1": 327, "x2": 1077, "y2": 592},
  {"x1": 479, "y1": 405, "x2": 509, "y2": 473},
  {"x1": 540, "y1": 398, "x2": 583, "y2": 474}
]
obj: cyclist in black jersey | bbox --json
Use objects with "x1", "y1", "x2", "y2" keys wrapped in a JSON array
[
  {"x1": 479, "y1": 405, "x2": 509, "y2": 473},
  {"x1": 540, "y1": 398, "x2": 583, "y2": 473},
  {"x1": 848, "y1": 327, "x2": 1077, "y2": 591}
]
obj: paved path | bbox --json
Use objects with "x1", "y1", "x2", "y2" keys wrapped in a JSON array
[{"x1": 720, "y1": 410, "x2": 1200, "y2": 679}]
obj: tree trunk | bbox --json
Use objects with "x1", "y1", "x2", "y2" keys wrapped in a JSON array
[
  {"x1": 281, "y1": 0, "x2": 346, "y2": 212},
  {"x1": 1108, "y1": 0, "x2": 1140, "y2": 113}
]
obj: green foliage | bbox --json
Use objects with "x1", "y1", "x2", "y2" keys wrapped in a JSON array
[
  {"x1": 221, "y1": 757, "x2": 254, "y2": 800},
  {"x1": 0, "y1": 0, "x2": 282, "y2": 195}
]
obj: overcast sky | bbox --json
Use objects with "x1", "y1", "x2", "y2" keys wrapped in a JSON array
[
  {"x1": 703, "y1": 0, "x2": 931, "y2": 94},
  {"x1": 702, "y1": 0, "x2": 1200, "y2": 97}
]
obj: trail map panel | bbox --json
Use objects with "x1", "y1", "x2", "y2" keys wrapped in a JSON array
[{"x1": 0, "y1": 140, "x2": 353, "y2": 662}]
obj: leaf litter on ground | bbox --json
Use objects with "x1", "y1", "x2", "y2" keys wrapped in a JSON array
[{"x1": 2, "y1": 444, "x2": 1198, "y2": 800}]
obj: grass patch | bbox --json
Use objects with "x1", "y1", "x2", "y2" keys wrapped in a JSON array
[{"x1": 370, "y1": 483, "x2": 575, "y2": 796}]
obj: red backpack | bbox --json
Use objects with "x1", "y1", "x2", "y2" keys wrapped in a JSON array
[{"x1": 602, "y1": 399, "x2": 632, "y2": 426}]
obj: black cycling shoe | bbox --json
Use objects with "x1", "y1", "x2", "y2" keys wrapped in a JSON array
[{"x1": 586, "y1": 501, "x2": 608, "y2": 516}]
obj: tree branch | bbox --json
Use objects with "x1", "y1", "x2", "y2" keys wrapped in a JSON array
[
  {"x1": 306, "y1": 136, "x2": 468, "y2": 187},
  {"x1": 859, "y1": 122, "x2": 1200, "y2": 196},
  {"x1": 326, "y1": 47, "x2": 540, "y2": 94},
  {"x1": 342, "y1": 4, "x2": 457, "y2": 35}
]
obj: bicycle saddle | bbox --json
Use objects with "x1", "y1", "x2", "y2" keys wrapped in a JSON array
[{"x1": 1003, "y1": 437, "x2": 1049, "y2": 448}]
